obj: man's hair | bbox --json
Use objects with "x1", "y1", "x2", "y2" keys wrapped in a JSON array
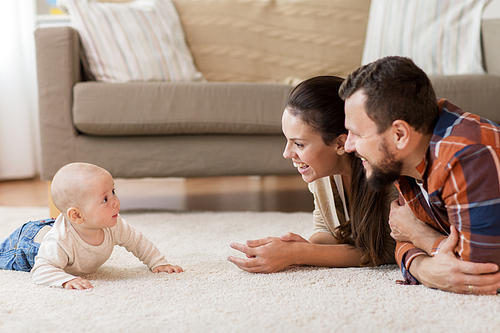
[
  {"x1": 51, "y1": 162, "x2": 110, "y2": 213},
  {"x1": 339, "y1": 56, "x2": 439, "y2": 134}
]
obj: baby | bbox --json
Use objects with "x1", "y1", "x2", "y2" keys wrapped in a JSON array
[{"x1": 0, "y1": 162, "x2": 182, "y2": 289}]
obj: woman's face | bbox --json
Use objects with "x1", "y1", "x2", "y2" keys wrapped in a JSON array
[{"x1": 282, "y1": 107, "x2": 346, "y2": 183}]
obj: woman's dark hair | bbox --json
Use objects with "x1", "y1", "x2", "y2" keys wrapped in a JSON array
[
  {"x1": 286, "y1": 76, "x2": 347, "y2": 145},
  {"x1": 287, "y1": 75, "x2": 391, "y2": 266},
  {"x1": 336, "y1": 157, "x2": 391, "y2": 266}
]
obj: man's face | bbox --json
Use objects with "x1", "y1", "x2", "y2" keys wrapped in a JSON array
[
  {"x1": 368, "y1": 139, "x2": 404, "y2": 191},
  {"x1": 344, "y1": 90, "x2": 403, "y2": 190}
]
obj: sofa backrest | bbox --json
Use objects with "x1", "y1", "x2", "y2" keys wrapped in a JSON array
[{"x1": 94, "y1": 0, "x2": 499, "y2": 81}]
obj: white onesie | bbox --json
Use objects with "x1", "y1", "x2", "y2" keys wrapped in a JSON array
[{"x1": 31, "y1": 214, "x2": 170, "y2": 287}]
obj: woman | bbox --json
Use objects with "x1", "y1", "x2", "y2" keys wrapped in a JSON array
[{"x1": 227, "y1": 76, "x2": 398, "y2": 273}]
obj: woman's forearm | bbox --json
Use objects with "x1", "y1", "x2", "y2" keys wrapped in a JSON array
[
  {"x1": 308, "y1": 232, "x2": 337, "y2": 244},
  {"x1": 228, "y1": 234, "x2": 367, "y2": 273},
  {"x1": 293, "y1": 242, "x2": 365, "y2": 268}
]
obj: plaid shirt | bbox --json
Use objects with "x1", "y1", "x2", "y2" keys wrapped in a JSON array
[{"x1": 395, "y1": 99, "x2": 500, "y2": 284}]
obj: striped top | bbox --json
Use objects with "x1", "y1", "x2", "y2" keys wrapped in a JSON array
[{"x1": 395, "y1": 99, "x2": 500, "y2": 283}]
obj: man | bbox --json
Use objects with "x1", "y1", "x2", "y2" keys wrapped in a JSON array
[{"x1": 339, "y1": 56, "x2": 500, "y2": 294}]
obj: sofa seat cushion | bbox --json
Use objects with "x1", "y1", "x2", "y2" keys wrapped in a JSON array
[{"x1": 72, "y1": 82, "x2": 293, "y2": 136}]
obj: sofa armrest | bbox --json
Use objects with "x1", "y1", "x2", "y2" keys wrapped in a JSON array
[{"x1": 35, "y1": 27, "x2": 82, "y2": 180}]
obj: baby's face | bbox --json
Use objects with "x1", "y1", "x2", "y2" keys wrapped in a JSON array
[{"x1": 79, "y1": 172, "x2": 120, "y2": 230}]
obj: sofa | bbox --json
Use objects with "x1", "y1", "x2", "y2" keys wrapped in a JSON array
[{"x1": 35, "y1": 0, "x2": 500, "y2": 187}]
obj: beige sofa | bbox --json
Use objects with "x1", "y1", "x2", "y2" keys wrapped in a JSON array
[{"x1": 35, "y1": 0, "x2": 500, "y2": 186}]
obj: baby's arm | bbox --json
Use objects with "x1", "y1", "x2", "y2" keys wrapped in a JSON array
[
  {"x1": 116, "y1": 217, "x2": 183, "y2": 273},
  {"x1": 63, "y1": 277, "x2": 93, "y2": 290},
  {"x1": 31, "y1": 235, "x2": 86, "y2": 288},
  {"x1": 32, "y1": 257, "x2": 83, "y2": 288},
  {"x1": 152, "y1": 264, "x2": 183, "y2": 273}
]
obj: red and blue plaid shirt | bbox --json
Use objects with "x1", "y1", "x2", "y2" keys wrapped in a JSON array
[{"x1": 395, "y1": 99, "x2": 500, "y2": 284}]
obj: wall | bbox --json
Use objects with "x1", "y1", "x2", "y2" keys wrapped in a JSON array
[{"x1": 484, "y1": 0, "x2": 500, "y2": 19}]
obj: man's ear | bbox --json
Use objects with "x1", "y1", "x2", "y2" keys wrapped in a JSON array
[
  {"x1": 391, "y1": 120, "x2": 411, "y2": 150},
  {"x1": 67, "y1": 207, "x2": 83, "y2": 224},
  {"x1": 335, "y1": 133, "x2": 347, "y2": 155}
]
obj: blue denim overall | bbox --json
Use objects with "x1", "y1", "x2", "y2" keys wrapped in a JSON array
[{"x1": 0, "y1": 218, "x2": 55, "y2": 271}]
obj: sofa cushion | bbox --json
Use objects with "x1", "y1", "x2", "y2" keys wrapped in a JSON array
[
  {"x1": 172, "y1": 0, "x2": 371, "y2": 82},
  {"x1": 72, "y1": 82, "x2": 293, "y2": 136},
  {"x1": 59, "y1": 0, "x2": 203, "y2": 83},
  {"x1": 482, "y1": 19, "x2": 500, "y2": 76},
  {"x1": 362, "y1": 0, "x2": 490, "y2": 75}
]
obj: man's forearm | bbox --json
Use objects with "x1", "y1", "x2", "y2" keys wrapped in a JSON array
[
  {"x1": 407, "y1": 254, "x2": 431, "y2": 287},
  {"x1": 408, "y1": 221, "x2": 445, "y2": 255}
]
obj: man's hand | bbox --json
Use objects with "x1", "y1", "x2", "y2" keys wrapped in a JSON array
[
  {"x1": 152, "y1": 264, "x2": 183, "y2": 273},
  {"x1": 410, "y1": 226, "x2": 500, "y2": 295},
  {"x1": 63, "y1": 277, "x2": 93, "y2": 290},
  {"x1": 389, "y1": 199, "x2": 444, "y2": 254}
]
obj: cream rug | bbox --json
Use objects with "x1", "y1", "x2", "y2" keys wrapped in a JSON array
[{"x1": 1, "y1": 206, "x2": 499, "y2": 333}]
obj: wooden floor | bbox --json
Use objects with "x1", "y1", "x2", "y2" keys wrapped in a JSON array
[{"x1": 0, "y1": 175, "x2": 314, "y2": 212}]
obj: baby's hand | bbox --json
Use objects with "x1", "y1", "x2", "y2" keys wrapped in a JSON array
[
  {"x1": 63, "y1": 277, "x2": 93, "y2": 290},
  {"x1": 152, "y1": 264, "x2": 183, "y2": 273}
]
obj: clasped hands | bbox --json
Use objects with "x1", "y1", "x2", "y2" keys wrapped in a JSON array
[
  {"x1": 389, "y1": 198, "x2": 500, "y2": 295},
  {"x1": 227, "y1": 233, "x2": 308, "y2": 273}
]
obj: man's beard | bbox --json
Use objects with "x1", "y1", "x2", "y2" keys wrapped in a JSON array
[{"x1": 367, "y1": 140, "x2": 403, "y2": 191}]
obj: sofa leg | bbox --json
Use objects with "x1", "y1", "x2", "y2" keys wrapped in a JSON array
[{"x1": 47, "y1": 181, "x2": 61, "y2": 218}]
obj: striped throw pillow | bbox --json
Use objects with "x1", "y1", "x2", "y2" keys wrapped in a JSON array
[
  {"x1": 59, "y1": 0, "x2": 203, "y2": 83},
  {"x1": 362, "y1": 0, "x2": 491, "y2": 75}
]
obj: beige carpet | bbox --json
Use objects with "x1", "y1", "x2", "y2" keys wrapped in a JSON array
[{"x1": 1, "y1": 206, "x2": 499, "y2": 333}]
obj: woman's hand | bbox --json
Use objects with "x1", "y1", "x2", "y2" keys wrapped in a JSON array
[
  {"x1": 389, "y1": 198, "x2": 443, "y2": 254},
  {"x1": 279, "y1": 232, "x2": 309, "y2": 243},
  {"x1": 227, "y1": 235, "x2": 308, "y2": 273}
]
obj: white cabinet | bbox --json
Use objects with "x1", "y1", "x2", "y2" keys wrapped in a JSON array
[{"x1": 36, "y1": 0, "x2": 70, "y2": 27}]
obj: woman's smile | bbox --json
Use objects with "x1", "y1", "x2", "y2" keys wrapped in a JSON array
[{"x1": 293, "y1": 161, "x2": 310, "y2": 174}]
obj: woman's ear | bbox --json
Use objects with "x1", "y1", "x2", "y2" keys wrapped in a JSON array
[
  {"x1": 67, "y1": 207, "x2": 83, "y2": 224},
  {"x1": 391, "y1": 120, "x2": 411, "y2": 150},
  {"x1": 335, "y1": 133, "x2": 347, "y2": 155}
]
